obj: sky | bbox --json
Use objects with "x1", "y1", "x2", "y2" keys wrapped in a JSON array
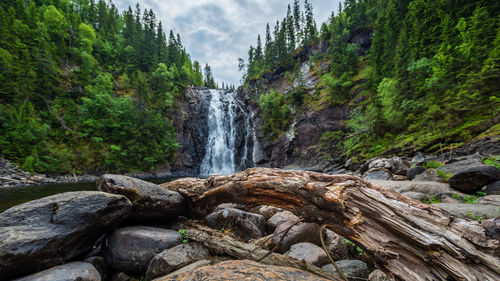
[{"x1": 113, "y1": 0, "x2": 343, "y2": 86}]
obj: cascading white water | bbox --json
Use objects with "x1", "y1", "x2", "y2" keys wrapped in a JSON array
[{"x1": 200, "y1": 89, "x2": 250, "y2": 175}]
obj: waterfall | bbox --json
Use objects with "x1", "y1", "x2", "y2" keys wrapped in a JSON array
[{"x1": 200, "y1": 89, "x2": 251, "y2": 175}]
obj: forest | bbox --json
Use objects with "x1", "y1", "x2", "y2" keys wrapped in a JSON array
[
  {"x1": 243, "y1": 0, "x2": 500, "y2": 160},
  {"x1": 0, "y1": 0, "x2": 220, "y2": 174}
]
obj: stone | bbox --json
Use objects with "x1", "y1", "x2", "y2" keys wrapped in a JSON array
[
  {"x1": 104, "y1": 226, "x2": 182, "y2": 274},
  {"x1": 368, "y1": 159, "x2": 392, "y2": 170},
  {"x1": 432, "y1": 203, "x2": 499, "y2": 219},
  {"x1": 214, "y1": 203, "x2": 245, "y2": 212},
  {"x1": 369, "y1": 269, "x2": 391, "y2": 281},
  {"x1": 84, "y1": 257, "x2": 108, "y2": 281},
  {"x1": 406, "y1": 166, "x2": 426, "y2": 180},
  {"x1": 97, "y1": 174, "x2": 185, "y2": 221},
  {"x1": 14, "y1": 262, "x2": 100, "y2": 281},
  {"x1": 388, "y1": 156, "x2": 411, "y2": 176},
  {"x1": 284, "y1": 242, "x2": 329, "y2": 266},
  {"x1": 448, "y1": 165, "x2": 500, "y2": 193},
  {"x1": 157, "y1": 260, "x2": 212, "y2": 279},
  {"x1": 363, "y1": 168, "x2": 393, "y2": 181},
  {"x1": 412, "y1": 169, "x2": 445, "y2": 182},
  {"x1": 324, "y1": 230, "x2": 348, "y2": 260},
  {"x1": 154, "y1": 260, "x2": 330, "y2": 281},
  {"x1": 110, "y1": 272, "x2": 132, "y2": 281},
  {"x1": 477, "y1": 195, "x2": 500, "y2": 206},
  {"x1": 0, "y1": 192, "x2": 131, "y2": 281},
  {"x1": 273, "y1": 221, "x2": 321, "y2": 253},
  {"x1": 146, "y1": 243, "x2": 210, "y2": 280},
  {"x1": 369, "y1": 180, "x2": 451, "y2": 194},
  {"x1": 267, "y1": 210, "x2": 299, "y2": 233},
  {"x1": 401, "y1": 192, "x2": 429, "y2": 201},
  {"x1": 482, "y1": 218, "x2": 500, "y2": 240},
  {"x1": 205, "y1": 208, "x2": 266, "y2": 241},
  {"x1": 484, "y1": 180, "x2": 500, "y2": 195},
  {"x1": 322, "y1": 260, "x2": 369, "y2": 279},
  {"x1": 441, "y1": 197, "x2": 463, "y2": 204},
  {"x1": 256, "y1": 205, "x2": 284, "y2": 220},
  {"x1": 439, "y1": 157, "x2": 484, "y2": 174}
]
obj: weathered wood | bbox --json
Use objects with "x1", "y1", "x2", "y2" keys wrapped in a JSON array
[
  {"x1": 163, "y1": 168, "x2": 500, "y2": 281},
  {"x1": 180, "y1": 223, "x2": 344, "y2": 281}
]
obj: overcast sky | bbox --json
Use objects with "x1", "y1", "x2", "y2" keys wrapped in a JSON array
[{"x1": 113, "y1": 0, "x2": 342, "y2": 86}]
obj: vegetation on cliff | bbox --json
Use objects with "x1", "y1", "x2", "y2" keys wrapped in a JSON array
[
  {"x1": 0, "y1": 0, "x2": 218, "y2": 173},
  {"x1": 242, "y1": 0, "x2": 500, "y2": 160}
]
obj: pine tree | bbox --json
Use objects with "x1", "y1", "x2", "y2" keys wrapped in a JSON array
[
  {"x1": 286, "y1": 5, "x2": 295, "y2": 51},
  {"x1": 293, "y1": 0, "x2": 302, "y2": 43},
  {"x1": 303, "y1": 0, "x2": 317, "y2": 44},
  {"x1": 255, "y1": 35, "x2": 263, "y2": 61},
  {"x1": 264, "y1": 23, "x2": 274, "y2": 64}
]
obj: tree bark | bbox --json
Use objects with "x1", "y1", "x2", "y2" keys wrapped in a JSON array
[{"x1": 163, "y1": 168, "x2": 500, "y2": 281}]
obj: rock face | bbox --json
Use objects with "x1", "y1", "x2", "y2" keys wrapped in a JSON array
[
  {"x1": 146, "y1": 243, "x2": 210, "y2": 280},
  {"x1": 104, "y1": 226, "x2": 182, "y2": 274},
  {"x1": 97, "y1": 174, "x2": 185, "y2": 221},
  {"x1": 322, "y1": 260, "x2": 369, "y2": 279},
  {"x1": 448, "y1": 165, "x2": 500, "y2": 193},
  {"x1": 14, "y1": 262, "x2": 101, "y2": 281},
  {"x1": 0, "y1": 192, "x2": 131, "y2": 281},
  {"x1": 205, "y1": 208, "x2": 266, "y2": 241},
  {"x1": 273, "y1": 221, "x2": 321, "y2": 253},
  {"x1": 155, "y1": 259, "x2": 330, "y2": 281},
  {"x1": 284, "y1": 242, "x2": 329, "y2": 266}
]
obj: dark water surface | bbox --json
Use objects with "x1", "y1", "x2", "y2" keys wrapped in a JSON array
[{"x1": 0, "y1": 176, "x2": 179, "y2": 213}]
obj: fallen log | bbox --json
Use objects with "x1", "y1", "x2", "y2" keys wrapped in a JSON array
[
  {"x1": 180, "y1": 222, "x2": 343, "y2": 281},
  {"x1": 163, "y1": 168, "x2": 500, "y2": 281}
]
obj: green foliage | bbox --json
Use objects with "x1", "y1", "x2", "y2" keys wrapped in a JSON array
[
  {"x1": 423, "y1": 195, "x2": 442, "y2": 205},
  {"x1": 422, "y1": 160, "x2": 444, "y2": 169},
  {"x1": 178, "y1": 229, "x2": 189, "y2": 243},
  {"x1": 483, "y1": 156, "x2": 500, "y2": 169},
  {"x1": 257, "y1": 90, "x2": 292, "y2": 140},
  {"x1": 452, "y1": 191, "x2": 487, "y2": 204},
  {"x1": 466, "y1": 212, "x2": 485, "y2": 221},
  {"x1": 345, "y1": 239, "x2": 363, "y2": 256}
]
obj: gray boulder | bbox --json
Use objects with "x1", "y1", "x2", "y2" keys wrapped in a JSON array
[
  {"x1": 406, "y1": 166, "x2": 426, "y2": 180},
  {"x1": 205, "y1": 208, "x2": 266, "y2": 241},
  {"x1": 84, "y1": 257, "x2": 108, "y2": 281},
  {"x1": 363, "y1": 168, "x2": 393, "y2": 181},
  {"x1": 484, "y1": 180, "x2": 500, "y2": 195},
  {"x1": 256, "y1": 205, "x2": 284, "y2": 220},
  {"x1": 439, "y1": 157, "x2": 483, "y2": 174},
  {"x1": 412, "y1": 169, "x2": 445, "y2": 182},
  {"x1": 369, "y1": 180, "x2": 451, "y2": 194},
  {"x1": 267, "y1": 211, "x2": 299, "y2": 233},
  {"x1": 322, "y1": 260, "x2": 369, "y2": 279},
  {"x1": 448, "y1": 165, "x2": 500, "y2": 193},
  {"x1": 97, "y1": 174, "x2": 185, "y2": 221},
  {"x1": 401, "y1": 191, "x2": 429, "y2": 201},
  {"x1": 324, "y1": 229, "x2": 348, "y2": 260},
  {"x1": 477, "y1": 195, "x2": 500, "y2": 206},
  {"x1": 146, "y1": 243, "x2": 210, "y2": 280},
  {"x1": 432, "y1": 203, "x2": 499, "y2": 219},
  {"x1": 273, "y1": 221, "x2": 321, "y2": 253},
  {"x1": 14, "y1": 262, "x2": 100, "y2": 281},
  {"x1": 0, "y1": 192, "x2": 131, "y2": 281},
  {"x1": 285, "y1": 242, "x2": 329, "y2": 266},
  {"x1": 369, "y1": 269, "x2": 391, "y2": 281},
  {"x1": 104, "y1": 226, "x2": 182, "y2": 274}
]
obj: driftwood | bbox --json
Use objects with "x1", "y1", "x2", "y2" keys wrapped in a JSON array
[
  {"x1": 163, "y1": 168, "x2": 500, "y2": 281},
  {"x1": 180, "y1": 222, "x2": 343, "y2": 281}
]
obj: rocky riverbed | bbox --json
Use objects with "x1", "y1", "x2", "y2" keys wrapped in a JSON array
[{"x1": 1, "y1": 167, "x2": 499, "y2": 281}]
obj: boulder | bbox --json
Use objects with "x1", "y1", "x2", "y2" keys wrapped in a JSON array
[
  {"x1": 363, "y1": 168, "x2": 393, "y2": 181},
  {"x1": 484, "y1": 180, "x2": 500, "y2": 195},
  {"x1": 267, "y1": 211, "x2": 299, "y2": 233},
  {"x1": 154, "y1": 260, "x2": 330, "y2": 281},
  {"x1": 439, "y1": 157, "x2": 484, "y2": 174},
  {"x1": 406, "y1": 166, "x2": 426, "y2": 180},
  {"x1": 156, "y1": 260, "x2": 212, "y2": 279},
  {"x1": 14, "y1": 262, "x2": 101, "y2": 281},
  {"x1": 146, "y1": 243, "x2": 210, "y2": 280},
  {"x1": 401, "y1": 192, "x2": 429, "y2": 201},
  {"x1": 255, "y1": 205, "x2": 284, "y2": 220},
  {"x1": 324, "y1": 229, "x2": 348, "y2": 260},
  {"x1": 477, "y1": 195, "x2": 500, "y2": 206},
  {"x1": 366, "y1": 157, "x2": 410, "y2": 176},
  {"x1": 273, "y1": 221, "x2": 321, "y2": 253},
  {"x1": 84, "y1": 257, "x2": 108, "y2": 281},
  {"x1": 213, "y1": 203, "x2": 245, "y2": 212},
  {"x1": 284, "y1": 242, "x2": 329, "y2": 266},
  {"x1": 97, "y1": 174, "x2": 185, "y2": 221},
  {"x1": 205, "y1": 208, "x2": 266, "y2": 241},
  {"x1": 0, "y1": 192, "x2": 131, "y2": 281},
  {"x1": 448, "y1": 165, "x2": 500, "y2": 193},
  {"x1": 432, "y1": 203, "x2": 499, "y2": 219},
  {"x1": 322, "y1": 260, "x2": 369, "y2": 279},
  {"x1": 110, "y1": 272, "x2": 133, "y2": 281},
  {"x1": 412, "y1": 169, "x2": 445, "y2": 182},
  {"x1": 369, "y1": 180, "x2": 451, "y2": 194},
  {"x1": 104, "y1": 226, "x2": 182, "y2": 274},
  {"x1": 369, "y1": 269, "x2": 391, "y2": 281}
]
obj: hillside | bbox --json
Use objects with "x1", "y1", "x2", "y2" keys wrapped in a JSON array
[{"x1": 239, "y1": 0, "x2": 500, "y2": 170}]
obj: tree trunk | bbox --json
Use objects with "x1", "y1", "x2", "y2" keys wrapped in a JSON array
[{"x1": 162, "y1": 168, "x2": 500, "y2": 281}]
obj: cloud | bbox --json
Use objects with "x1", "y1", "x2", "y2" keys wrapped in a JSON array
[{"x1": 113, "y1": 0, "x2": 342, "y2": 85}]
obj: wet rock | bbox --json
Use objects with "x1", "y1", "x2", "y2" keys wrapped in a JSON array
[
  {"x1": 205, "y1": 208, "x2": 266, "y2": 241},
  {"x1": 155, "y1": 259, "x2": 330, "y2": 281},
  {"x1": 322, "y1": 260, "x2": 369, "y2": 279},
  {"x1": 97, "y1": 174, "x2": 185, "y2": 221},
  {"x1": 14, "y1": 262, "x2": 100, "y2": 281},
  {"x1": 273, "y1": 221, "x2": 321, "y2": 253},
  {"x1": 448, "y1": 165, "x2": 500, "y2": 193},
  {"x1": 484, "y1": 180, "x2": 500, "y2": 195},
  {"x1": 369, "y1": 269, "x2": 391, "y2": 281},
  {"x1": 0, "y1": 192, "x2": 131, "y2": 281},
  {"x1": 104, "y1": 226, "x2": 182, "y2": 274},
  {"x1": 406, "y1": 166, "x2": 426, "y2": 180},
  {"x1": 146, "y1": 243, "x2": 210, "y2": 280},
  {"x1": 324, "y1": 230, "x2": 348, "y2": 260},
  {"x1": 439, "y1": 156, "x2": 483, "y2": 174},
  {"x1": 285, "y1": 242, "x2": 329, "y2": 266},
  {"x1": 432, "y1": 203, "x2": 499, "y2": 219},
  {"x1": 84, "y1": 257, "x2": 108, "y2": 281},
  {"x1": 363, "y1": 168, "x2": 393, "y2": 181},
  {"x1": 412, "y1": 169, "x2": 445, "y2": 182},
  {"x1": 267, "y1": 211, "x2": 299, "y2": 233}
]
